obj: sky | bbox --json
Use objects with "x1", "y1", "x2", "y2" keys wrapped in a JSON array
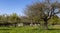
[
  {"x1": 0, "y1": 0, "x2": 60, "y2": 16},
  {"x1": 0, "y1": 0, "x2": 36, "y2": 16}
]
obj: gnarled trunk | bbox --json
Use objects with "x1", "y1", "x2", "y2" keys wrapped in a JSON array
[
  {"x1": 43, "y1": 18, "x2": 48, "y2": 30},
  {"x1": 44, "y1": 21, "x2": 48, "y2": 29}
]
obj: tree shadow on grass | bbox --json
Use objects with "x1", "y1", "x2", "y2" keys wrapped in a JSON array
[
  {"x1": 48, "y1": 29, "x2": 60, "y2": 30},
  {"x1": 32, "y1": 28, "x2": 60, "y2": 30},
  {"x1": 0, "y1": 29, "x2": 12, "y2": 30}
]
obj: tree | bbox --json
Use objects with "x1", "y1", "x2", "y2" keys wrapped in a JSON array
[
  {"x1": 0, "y1": 14, "x2": 8, "y2": 23},
  {"x1": 8, "y1": 13, "x2": 21, "y2": 27},
  {"x1": 9, "y1": 13, "x2": 21, "y2": 23},
  {"x1": 48, "y1": 15, "x2": 59, "y2": 25},
  {"x1": 24, "y1": 0, "x2": 60, "y2": 29}
]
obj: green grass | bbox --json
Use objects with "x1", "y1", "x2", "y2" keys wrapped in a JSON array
[{"x1": 0, "y1": 26, "x2": 60, "y2": 33}]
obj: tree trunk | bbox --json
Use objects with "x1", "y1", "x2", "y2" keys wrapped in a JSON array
[{"x1": 44, "y1": 21, "x2": 48, "y2": 30}]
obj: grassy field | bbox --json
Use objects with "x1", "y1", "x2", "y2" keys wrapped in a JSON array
[{"x1": 0, "y1": 26, "x2": 60, "y2": 33}]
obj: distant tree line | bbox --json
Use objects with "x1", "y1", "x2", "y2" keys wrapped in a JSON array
[
  {"x1": 0, "y1": 12, "x2": 60, "y2": 28},
  {"x1": 0, "y1": 13, "x2": 21, "y2": 27}
]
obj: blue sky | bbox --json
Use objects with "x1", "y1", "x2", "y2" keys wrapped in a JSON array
[
  {"x1": 0, "y1": 0, "x2": 36, "y2": 16},
  {"x1": 0, "y1": 0, "x2": 60, "y2": 16}
]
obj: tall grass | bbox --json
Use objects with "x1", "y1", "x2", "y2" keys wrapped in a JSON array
[{"x1": 0, "y1": 26, "x2": 60, "y2": 33}]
